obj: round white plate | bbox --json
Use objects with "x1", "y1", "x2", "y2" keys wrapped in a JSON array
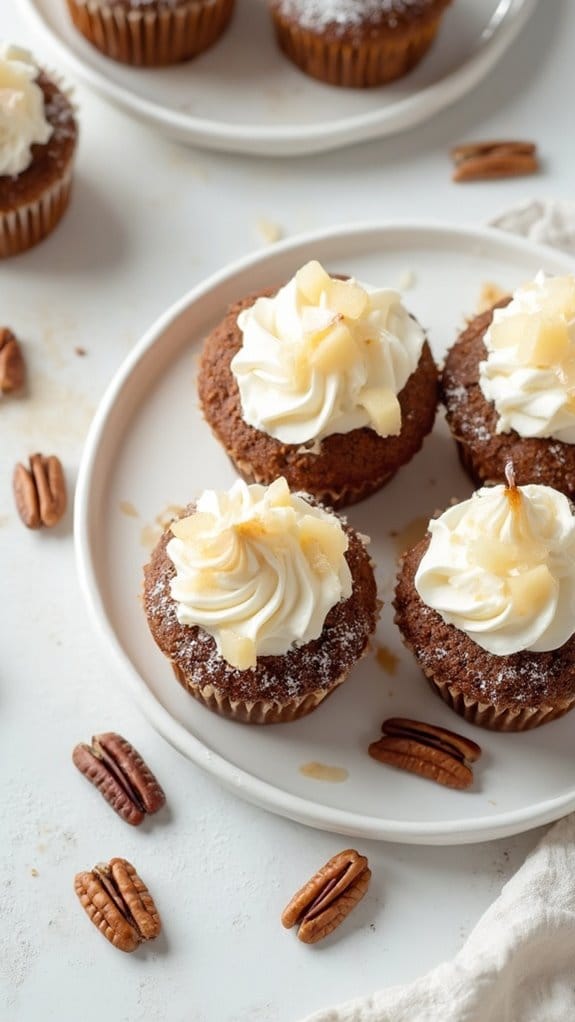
[
  {"x1": 75, "y1": 222, "x2": 575, "y2": 844},
  {"x1": 20, "y1": 0, "x2": 536, "y2": 156}
]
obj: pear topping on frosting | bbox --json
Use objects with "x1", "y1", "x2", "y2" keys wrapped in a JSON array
[
  {"x1": 231, "y1": 260, "x2": 425, "y2": 446},
  {"x1": 479, "y1": 272, "x2": 575, "y2": 443},
  {"x1": 415, "y1": 480, "x2": 575, "y2": 655},
  {"x1": 166, "y1": 478, "x2": 353, "y2": 670}
]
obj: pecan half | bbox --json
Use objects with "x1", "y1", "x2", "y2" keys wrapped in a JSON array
[
  {"x1": 73, "y1": 732, "x2": 166, "y2": 826},
  {"x1": 75, "y1": 857, "x2": 161, "y2": 953},
  {"x1": 368, "y1": 717, "x2": 481, "y2": 790},
  {"x1": 451, "y1": 140, "x2": 538, "y2": 182},
  {"x1": 282, "y1": 849, "x2": 371, "y2": 944},
  {"x1": 13, "y1": 454, "x2": 67, "y2": 529},
  {"x1": 0, "y1": 327, "x2": 25, "y2": 394}
]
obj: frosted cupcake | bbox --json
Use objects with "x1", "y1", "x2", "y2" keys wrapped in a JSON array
[
  {"x1": 143, "y1": 477, "x2": 378, "y2": 724},
  {"x1": 268, "y1": 0, "x2": 453, "y2": 88},
  {"x1": 442, "y1": 273, "x2": 575, "y2": 499},
  {"x1": 198, "y1": 261, "x2": 438, "y2": 508},
  {"x1": 0, "y1": 44, "x2": 77, "y2": 259},
  {"x1": 65, "y1": 0, "x2": 235, "y2": 67},
  {"x1": 395, "y1": 466, "x2": 575, "y2": 731}
]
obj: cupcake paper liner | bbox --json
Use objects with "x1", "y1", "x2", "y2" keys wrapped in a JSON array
[
  {"x1": 0, "y1": 160, "x2": 74, "y2": 259},
  {"x1": 171, "y1": 662, "x2": 344, "y2": 724},
  {"x1": 396, "y1": 616, "x2": 575, "y2": 733},
  {"x1": 424, "y1": 672, "x2": 575, "y2": 733},
  {"x1": 65, "y1": 0, "x2": 234, "y2": 67},
  {"x1": 270, "y1": 12, "x2": 442, "y2": 88}
]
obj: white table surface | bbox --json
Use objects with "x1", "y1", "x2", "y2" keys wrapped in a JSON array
[{"x1": 1, "y1": 3, "x2": 573, "y2": 1019}]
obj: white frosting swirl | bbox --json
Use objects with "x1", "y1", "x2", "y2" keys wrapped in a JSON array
[
  {"x1": 231, "y1": 260, "x2": 425, "y2": 446},
  {"x1": 415, "y1": 482, "x2": 575, "y2": 656},
  {"x1": 0, "y1": 44, "x2": 52, "y2": 177},
  {"x1": 166, "y1": 477, "x2": 353, "y2": 670},
  {"x1": 479, "y1": 272, "x2": 575, "y2": 443}
]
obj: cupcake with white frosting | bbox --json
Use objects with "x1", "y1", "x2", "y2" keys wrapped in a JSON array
[
  {"x1": 65, "y1": 0, "x2": 234, "y2": 67},
  {"x1": 0, "y1": 44, "x2": 77, "y2": 259},
  {"x1": 395, "y1": 466, "x2": 575, "y2": 731},
  {"x1": 198, "y1": 261, "x2": 439, "y2": 508},
  {"x1": 268, "y1": 0, "x2": 453, "y2": 88},
  {"x1": 442, "y1": 272, "x2": 575, "y2": 500},
  {"x1": 143, "y1": 477, "x2": 378, "y2": 724}
]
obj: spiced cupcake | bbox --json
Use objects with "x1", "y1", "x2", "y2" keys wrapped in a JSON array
[
  {"x1": 395, "y1": 467, "x2": 575, "y2": 731},
  {"x1": 0, "y1": 45, "x2": 77, "y2": 259},
  {"x1": 65, "y1": 0, "x2": 234, "y2": 67},
  {"x1": 268, "y1": 0, "x2": 453, "y2": 88},
  {"x1": 198, "y1": 261, "x2": 439, "y2": 509},
  {"x1": 143, "y1": 477, "x2": 378, "y2": 724},
  {"x1": 442, "y1": 272, "x2": 575, "y2": 500}
]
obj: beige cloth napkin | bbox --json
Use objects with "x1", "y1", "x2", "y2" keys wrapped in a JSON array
[{"x1": 301, "y1": 200, "x2": 575, "y2": 1022}]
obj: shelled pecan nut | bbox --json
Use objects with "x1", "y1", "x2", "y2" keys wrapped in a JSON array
[
  {"x1": 73, "y1": 732, "x2": 166, "y2": 826},
  {"x1": 369, "y1": 717, "x2": 481, "y2": 790},
  {"x1": 13, "y1": 454, "x2": 67, "y2": 529},
  {"x1": 75, "y1": 857, "x2": 161, "y2": 953},
  {"x1": 451, "y1": 139, "x2": 539, "y2": 182},
  {"x1": 282, "y1": 849, "x2": 371, "y2": 944},
  {"x1": 0, "y1": 327, "x2": 25, "y2": 394}
]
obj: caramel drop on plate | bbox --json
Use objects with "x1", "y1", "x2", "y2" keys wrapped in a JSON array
[{"x1": 299, "y1": 762, "x2": 349, "y2": 783}]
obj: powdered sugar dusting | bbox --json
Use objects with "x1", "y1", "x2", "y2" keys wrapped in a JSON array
[
  {"x1": 405, "y1": 595, "x2": 573, "y2": 707},
  {"x1": 44, "y1": 89, "x2": 76, "y2": 143},
  {"x1": 275, "y1": 0, "x2": 433, "y2": 33}
]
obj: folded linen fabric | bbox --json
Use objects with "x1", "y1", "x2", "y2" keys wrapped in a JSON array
[{"x1": 302, "y1": 814, "x2": 575, "y2": 1022}]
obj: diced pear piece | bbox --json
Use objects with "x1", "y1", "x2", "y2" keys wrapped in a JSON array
[
  {"x1": 219, "y1": 630, "x2": 257, "y2": 670},
  {"x1": 517, "y1": 318, "x2": 570, "y2": 367},
  {"x1": 300, "y1": 516, "x2": 347, "y2": 573},
  {"x1": 301, "y1": 305, "x2": 339, "y2": 338},
  {"x1": 311, "y1": 322, "x2": 359, "y2": 374},
  {"x1": 489, "y1": 314, "x2": 534, "y2": 351},
  {"x1": 469, "y1": 538, "x2": 522, "y2": 574},
  {"x1": 328, "y1": 279, "x2": 368, "y2": 320},
  {"x1": 359, "y1": 387, "x2": 401, "y2": 437},
  {"x1": 542, "y1": 275, "x2": 575, "y2": 319},
  {"x1": 171, "y1": 512, "x2": 216, "y2": 543},
  {"x1": 296, "y1": 261, "x2": 332, "y2": 304},
  {"x1": 267, "y1": 477, "x2": 292, "y2": 506},
  {"x1": 508, "y1": 565, "x2": 555, "y2": 616}
]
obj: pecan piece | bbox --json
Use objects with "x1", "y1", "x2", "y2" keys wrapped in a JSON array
[
  {"x1": 0, "y1": 327, "x2": 25, "y2": 394},
  {"x1": 451, "y1": 139, "x2": 539, "y2": 182},
  {"x1": 382, "y1": 718, "x2": 481, "y2": 763},
  {"x1": 368, "y1": 717, "x2": 481, "y2": 790},
  {"x1": 75, "y1": 857, "x2": 161, "y2": 953},
  {"x1": 72, "y1": 732, "x2": 166, "y2": 826},
  {"x1": 13, "y1": 454, "x2": 67, "y2": 529},
  {"x1": 282, "y1": 849, "x2": 371, "y2": 944}
]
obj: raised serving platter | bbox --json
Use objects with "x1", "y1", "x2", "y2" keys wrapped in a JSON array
[{"x1": 20, "y1": 0, "x2": 536, "y2": 155}]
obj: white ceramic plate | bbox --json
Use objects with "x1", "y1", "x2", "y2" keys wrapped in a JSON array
[
  {"x1": 20, "y1": 0, "x2": 536, "y2": 156},
  {"x1": 75, "y1": 222, "x2": 575, "y2": 844}
]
